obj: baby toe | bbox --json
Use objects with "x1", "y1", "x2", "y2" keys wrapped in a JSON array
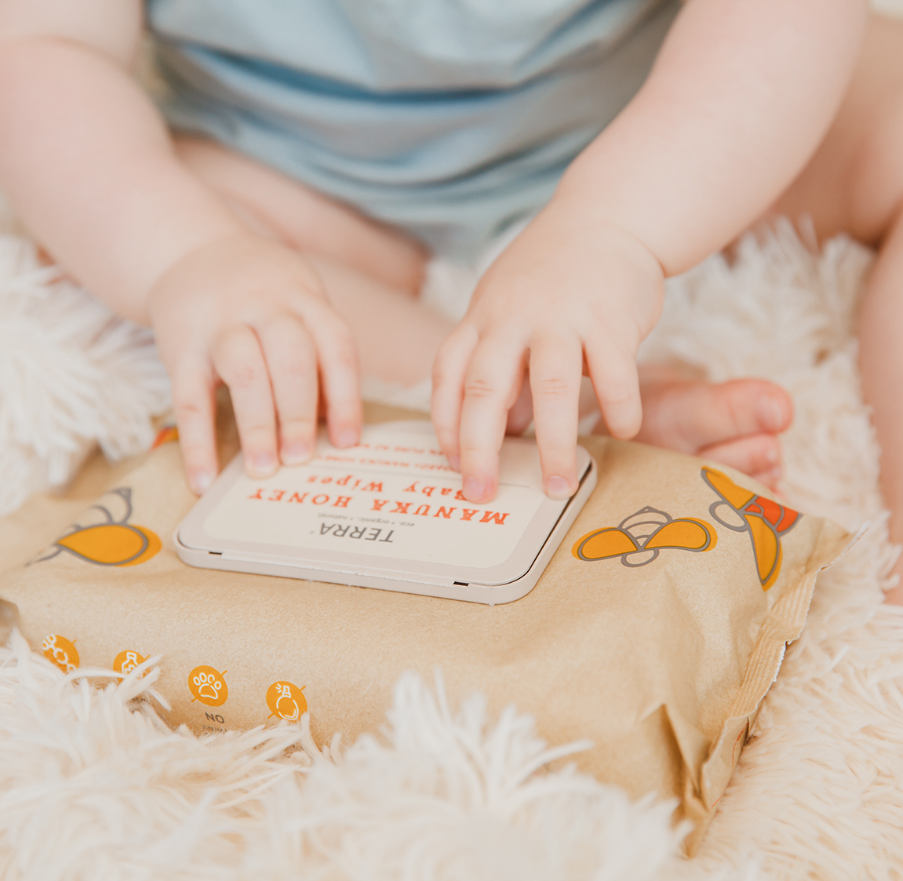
[{"x1": 698, "y1": 432, "x2": 782, "y2": 486}]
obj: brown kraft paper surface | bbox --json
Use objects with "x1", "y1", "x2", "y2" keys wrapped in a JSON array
[{"x1": 0, "y1": 405, "x2": 852, "y2": 853}]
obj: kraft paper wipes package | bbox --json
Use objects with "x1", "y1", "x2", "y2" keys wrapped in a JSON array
[{"x1": 0, "y1": 405, "x2": 852, "y2": 853}]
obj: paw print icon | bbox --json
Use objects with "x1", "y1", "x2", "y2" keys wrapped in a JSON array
[{"x1": 188, "y1": 665, "x2": 229, "y2": 707}]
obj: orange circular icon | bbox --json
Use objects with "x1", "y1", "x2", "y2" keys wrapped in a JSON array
[
  {"x1": 188, "y1": 665, "x2": 228, "y2": 707},
  {"x1": 113, "y1": 649, "x2": 148, "y2": 676},
  {"x1": 42, "y1": 634, "x2": 79, "y2": 673},
  {"x1": 266, "y1": 681, "x2": 308, "y2": 722}
]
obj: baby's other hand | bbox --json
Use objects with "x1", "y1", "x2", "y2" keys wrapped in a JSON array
[
  {"x1": 431, "y1": 201, "x2": 664, "y2": 503},
  {"x1": 147, "y1": 233, "x2": 362, "y2": 494}
]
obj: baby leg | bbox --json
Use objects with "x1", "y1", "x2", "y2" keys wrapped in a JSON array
[
  {"x1": 772, "y1": 14, "x2": 903, "y2": 599},
  {"x1": 623, "y1": 370, "x2": 790, "y2": 487},
  {"x1": 860, "y1": 218, "x2": 903, "y2": 602},
  {"x1": 174, "y1": 135, "x2": 446, "y2": 385},
  {"x1": 174, "y1": 136, "x2": 428, "y2": 296}
]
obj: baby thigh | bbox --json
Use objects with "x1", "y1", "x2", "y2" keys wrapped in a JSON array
[
  {"x1": 173, "y1": 135, "x2": 451, "y2": 388},
  {"x1": 173, "y1": 135, "x2": 428, "y2": 295},
  {"x1": 770, "y1": 13, "x2": 903, "y2": 244},
  {"x1": 771, "y1": 13, "x2": 903, "y2": 596}
]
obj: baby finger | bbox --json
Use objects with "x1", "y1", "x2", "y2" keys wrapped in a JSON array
[
  {"x1": 529, "y1": 335, "x2": 582, "y2": 499},
  {"x1": 458, "y1": 336, "x2": 525, "y2": 503},
  {"x1": 431, "y1": 323, "x2": 479, "y2": 470},
  {"x1": 257, "y1": 314, "x2": 318, "y2": 465},
  {"x1": 171, "y1": 361, "x2": 218, "y2": 495},
  {"x1": 212, "y1": 324, "x2": 278, "y2": 478},
  {"x1": 584, "y1": 339, "x2": 642, "y2": 440},
  {"x1": 301, "y1": 301, "x2": 362, "y2": 449}
]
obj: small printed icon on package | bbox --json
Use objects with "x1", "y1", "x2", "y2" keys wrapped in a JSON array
[
  {"x1": 573, "y1": 506, "x2": 716, "y2": 567},
  {"x1": 151, "y1": 425, "x2": 179, "y2": 449},
  {"x1": 188, "y1": 665, "x2": 229, "y2": 707},
  {"x1": 266, "y1": 681, "x2": 308, "y2": 722},
  {"x1": 113, "y1": 649, "x2": 148, "y2": 676},
  {"x1": 33, "y1": 488, "x2": 161, "y2": 568},
  {"x1": 42, "y1": 634, "x2": 79, "y2": 673},
  {"x1": 702, "y1": 467, "x2": 800, "y2": 591}
]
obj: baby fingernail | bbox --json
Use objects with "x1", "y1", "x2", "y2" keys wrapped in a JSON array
[
  {"x1": 758, "y1": 396, "x2": 786, "y2": 432},
  {"x1": 190, "y1": 471, "x2": 213, "y2": 495},
  {"x1": 447, "y1": 454, "x2": 461, "y2": 471},
  {"x1": 766, "y1": 445, "x2": 780, "y2": 465},
  {"x1": 282, "y1": 442, "x2": 311, "y2": 465},
  {"x1": 247, "y1": 451, "x2": 277, "y2": 476},
  {"x1": 335, "y1": 429, "x2": 358, "y2": 448},
  {"x1": 546, "y1": 476, "x2": 572, "y2": 500},
  {"x1": 463, "y1": 476, "x2": 484, "y2": 501}
]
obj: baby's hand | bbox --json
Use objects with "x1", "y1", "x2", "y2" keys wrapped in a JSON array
[
  {"x1": 147, "y1": 233, "x2": 362, "y2": 493},
  {"x1": 431, "y1": 201, "x2": 664, "y2": 503}
]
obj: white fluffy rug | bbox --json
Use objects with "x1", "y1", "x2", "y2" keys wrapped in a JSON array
[
  {"x1": 0, "y1": 236, "x2": 169, "y2": 517},
  {"x1": 2, "y1": 220, "x2": 903, "y2": 880}
]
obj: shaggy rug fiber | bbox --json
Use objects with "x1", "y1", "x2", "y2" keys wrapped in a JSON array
[{"x1": 2, "y1": 218, "x2": 903, "y2": 880}]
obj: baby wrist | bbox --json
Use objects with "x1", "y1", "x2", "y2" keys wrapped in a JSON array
[{"x1": 542, "y1": 193, "x2": 666, "y2": 280}]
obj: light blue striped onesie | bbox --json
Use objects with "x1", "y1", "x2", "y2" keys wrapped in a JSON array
[{"x1": 147, "y1": 0, "x2": 679, "y2": 260}]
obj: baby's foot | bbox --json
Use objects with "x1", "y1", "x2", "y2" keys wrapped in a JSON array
[{"x1": 594, "y1": 369, "x2": 793, "y2": 491}]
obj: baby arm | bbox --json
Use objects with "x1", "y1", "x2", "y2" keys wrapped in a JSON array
[
  {"x1": 0, "y1": 0, "x2": 362, "y2": 493},
  {"x1": 432, "y1": 0, "x2": 869, "y2": 503}
]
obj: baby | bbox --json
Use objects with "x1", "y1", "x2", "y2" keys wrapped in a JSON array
[{"x1": 1, "y1": 1, "x2": 901, "y2": 594}]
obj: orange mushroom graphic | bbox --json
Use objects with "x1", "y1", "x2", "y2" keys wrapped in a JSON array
[
  {"x1": 32, "y1": 488, "x2": 161, "y2": 568},
  {"x1": 702, "y1": 467, "x2": 800, "y2": 591},
  {"x1": 573, "y1": 506, "x2": 717, "y2": 567}
]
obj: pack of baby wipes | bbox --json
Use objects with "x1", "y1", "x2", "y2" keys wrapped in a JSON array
[{"x1": 0, "y1": 405, "x2": 852, "y2": 853}]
